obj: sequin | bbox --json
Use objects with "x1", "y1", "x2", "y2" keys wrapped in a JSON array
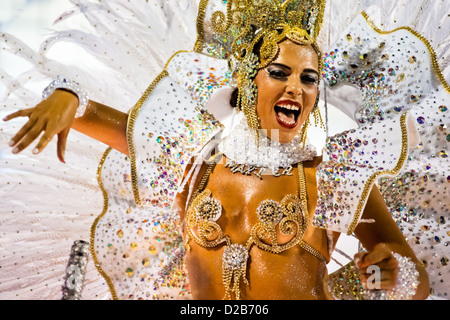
[
  {"x1": 409, "y1": 56, "x2": 417, "y2": 63},
  {"x1": 433, "y1": 236, "x2": 442, "y2": 244},
  {"x1": 126, "y1": 268, "x2": 134, "y2": 277},
  {"x1": 417, "y1": 116, "x2": 425, "y2": 124},
  {"x1": 148, "y1": 246, "x2": 157, "y2": 254}
]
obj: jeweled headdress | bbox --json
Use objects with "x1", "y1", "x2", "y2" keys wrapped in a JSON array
[{"x1": 194, "y1": 0, "x2": 326, "y2": 132}]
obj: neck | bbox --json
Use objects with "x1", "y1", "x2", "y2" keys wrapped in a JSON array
[{"x1": 218, "y1": 115, "x2": 317, "y2": 171}]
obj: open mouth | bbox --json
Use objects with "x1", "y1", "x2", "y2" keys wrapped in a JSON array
[{"x1": 274, "y1": 101, "x2": 301, "y2": 129}]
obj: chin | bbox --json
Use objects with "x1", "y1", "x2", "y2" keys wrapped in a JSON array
[
  {"x1": 279, "y1": 132, "x2": 299, "y2": 144},
  {"x1": 264, "y1": 125, "x2": 301, "y2": 144}
]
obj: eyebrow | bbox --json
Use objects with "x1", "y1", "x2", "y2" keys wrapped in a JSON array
[{"x1": 269, "y1": 63, "x2": 319, "y2": 76}]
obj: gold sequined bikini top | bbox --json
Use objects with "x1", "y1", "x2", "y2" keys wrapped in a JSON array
[{"x1": 184, "y1": 155, "x2": 327, "y2": 300}]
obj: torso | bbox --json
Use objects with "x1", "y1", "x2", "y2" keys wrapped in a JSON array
[{"x1": 176, "y1": 155, "x2": 334, "y2": 300}]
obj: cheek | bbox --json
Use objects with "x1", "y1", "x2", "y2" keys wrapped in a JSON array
[
  {"x1": 255, "y1": 76, "x2": 284, "y2": 113},
  {"x1": 303, "y1": 88, "x2": 318, "y2": 113}
]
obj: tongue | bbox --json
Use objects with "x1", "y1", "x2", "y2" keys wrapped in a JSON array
[{"x1": 277, "y1": 110, "x2": 296, "y2": 124}]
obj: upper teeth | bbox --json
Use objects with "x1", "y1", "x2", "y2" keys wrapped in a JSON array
[{"x1": 278, "y1": 104, "x2": 299, "y2": 111}]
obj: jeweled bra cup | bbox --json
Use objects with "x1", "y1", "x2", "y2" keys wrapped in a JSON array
[{"x1": 184, "y1": 159, "x2": 327, "y2": 300}]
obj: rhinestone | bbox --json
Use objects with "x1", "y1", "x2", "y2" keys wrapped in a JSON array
[
  {"x1": 223, "y1": 244, "x2": 249, "y2": 269},
  {"x1": 196, "y1": 197, "x2": 222, "y2": 221},
  {"x1": 409, "y1": 56, "x2": 417, "y2": 63},
  {"x1": 256, "y1": 200, "x2": 283, "y2": 226}
]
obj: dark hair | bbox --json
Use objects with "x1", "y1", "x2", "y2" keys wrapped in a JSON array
[{"x1": 230, "y1": 87, "x2": 239, "y2": 108}]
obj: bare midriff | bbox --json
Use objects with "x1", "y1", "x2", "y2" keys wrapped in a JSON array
[{"x1": 179, "y1": 156, "x2": 334, "y2": 300}]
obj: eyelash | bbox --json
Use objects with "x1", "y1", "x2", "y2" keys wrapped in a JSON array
[
  {"x1": 301, "y1": 75, "x2": 319, "y2": 84},
  {"x1": 268, "y1": 70, "x2": 287, "y2": 79},
  {"x1": 268, "y1": 70, "x2": 318, "y2": 84}
]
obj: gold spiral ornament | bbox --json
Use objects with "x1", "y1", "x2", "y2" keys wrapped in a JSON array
[{"x1": 211, "y1": 10, "x2": 229, "y2": 33}]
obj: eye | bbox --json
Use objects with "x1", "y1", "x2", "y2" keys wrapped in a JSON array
[
  {"x1": 268, "y1": 69, "x2": 288, "y2": 79},
  {"x1": 301, "y1": 74, "x2": 319, "y2": 85}
]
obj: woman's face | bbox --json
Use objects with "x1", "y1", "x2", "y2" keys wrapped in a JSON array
[{"x1": 254, "y1": 40, "x2": 319, "y2": 143}]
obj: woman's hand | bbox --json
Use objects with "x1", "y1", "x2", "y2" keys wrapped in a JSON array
[
  {"x1": 354, "y1": 244, "x2": 399, "y2": 290},
  {"x1": 3, "y1": 89, "x2": 79, "y2": 163},
  {"x1": 355, "y1": 187, "x2": 429, "y2": 299}
]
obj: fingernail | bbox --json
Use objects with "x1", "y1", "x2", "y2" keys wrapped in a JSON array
[
  {"x1": 8, "y1": 140, "x2": 15, "y2": 147},
  {"x1": 12, "y1": 147, "x2": 18, "y2": 154},
  {"x1": 32, "y1": 148, "x2": 39, "y2": 154}
]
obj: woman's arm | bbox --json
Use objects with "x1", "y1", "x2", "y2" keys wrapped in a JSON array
[
  {"x1": 354, "y1": 185, "x2": 430, "y2": 299},
  {"x1": 4, "y1": 89, "x2": 129, "y2": 161},
  {"x1": 72, "y1": 99, "x2": 129, "y2": 155}
]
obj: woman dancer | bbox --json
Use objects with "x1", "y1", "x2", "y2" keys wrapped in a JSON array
[{"x1": 3, "y1": 0, "x2": 440, "y2": 300}]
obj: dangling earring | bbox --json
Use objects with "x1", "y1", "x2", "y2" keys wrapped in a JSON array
[
  {"x1": 312, "y1": 90, "x2": 325, "y2": 130},
  {"x1": 299, "y1": 115, "x2": 311, "y2": 147},
  {"x1": 300, "y1": 90, "x2": 324, "y2": 146},
  {"x1": 237, "y1": 52, "x2": 260, "y2": 132}
]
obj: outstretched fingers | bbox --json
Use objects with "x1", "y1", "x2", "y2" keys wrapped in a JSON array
[
  {"x1": 3, "y1": 108, "x2": 33, "y2": 122},
  {"x1": 5, "y1": 108, "x2": 38, "y2": 152},
  {"x1": 33, "y1": 131, "x2": 55, "y2": 155},
  {"x1": 10, "y1": 118, "x2": 47, "y2": 154},
  {"x1": 4, "y1": 93, "x2": 79, "y2": 160}
]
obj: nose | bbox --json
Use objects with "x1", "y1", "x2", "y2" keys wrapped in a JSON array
[{"x1": 286, "y1": 77, "x2": 302, "y2": 96}]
